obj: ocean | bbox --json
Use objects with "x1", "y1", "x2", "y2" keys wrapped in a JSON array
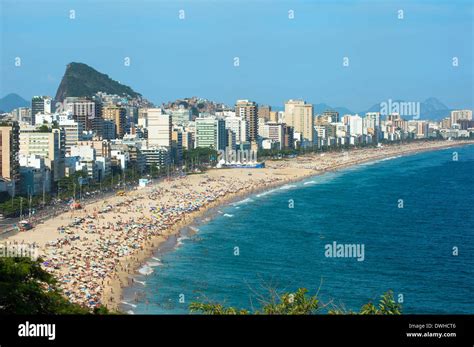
[{"x1": 122, "y1": 145, "x2": 474, "y2": 314}]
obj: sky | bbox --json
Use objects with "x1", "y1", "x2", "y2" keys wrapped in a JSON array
[{"x1": 0, "y1": 0, "x2": 473, "y2": 111}]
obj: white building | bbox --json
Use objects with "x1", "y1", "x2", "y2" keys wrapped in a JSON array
[
  {"x1": 147, "y1": 108, "x2": 172, "y2": 148},
  {"x1": 111, "y1": 149, "x2": 129, "y2": 171},
  {"x1": 70, "y1": 145, "x2": 97, "y2": 180},
  {"x1": 224, "y1": 115, "x2": 247, "y2": 144},
  {"x1": 35, "y1": 112, "x2": 58, "y2": 125},
  {"x1": 348, "y1": 115, "x2": 363, "y2": 136},
  {"x1": 261, "y1": 122, "x2": 284, "y2": 150},
  {"x1": 59, "y1": 118, "x2": 83, "y2": 154},
  {"x1": 141, "y1": 147, "x2": 170, "y2": 169},
  {"x1": 168, "y1": 107, "x2": 192, "y2": 125}
]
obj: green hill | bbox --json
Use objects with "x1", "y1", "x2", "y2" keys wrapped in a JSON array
[{"x1": 55, "y1": 62, "x2": 141, "y2": 101}]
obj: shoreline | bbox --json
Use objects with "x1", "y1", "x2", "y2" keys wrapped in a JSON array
[
  {"x1": 2, "y1": 140, "x2": 473, "y2": 312},
  {"x1": 117, "y1": 140, "x2": 474, "y2": 313}
]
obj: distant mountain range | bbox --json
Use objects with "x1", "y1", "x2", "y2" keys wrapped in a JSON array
[
  {"x1": 271, "y1": 97, "x2": 454, "y2": 121},
  {"x1": 54, "y1": 62, "x2": 141, "y2": 102},
  {"x1": 0, "y1": 93, "x2": 30, "y2": 113},
  {"x1": 359, "y1": 97, "x2": 452, "y2": 121}
]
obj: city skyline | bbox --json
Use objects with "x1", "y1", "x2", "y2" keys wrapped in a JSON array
[
  {"x1": 1, "y1": 1, "x2": 474, "y2": 341},
  {"x1": 1, "y1": 0, "x2": 473, "y2": 111}
]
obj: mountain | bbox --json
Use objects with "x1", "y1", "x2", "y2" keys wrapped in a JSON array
[
  {"x1": 0, "y1": 93, "x2": 30, "y2": 113},
  {"x1": 360, "y1": 97, "x2": 451, "y2": 121},
  {"x1": 55, "y1": 62, "x2": 141, "y2": 102},
  {"x1": 420, "y1": 97, "x2": 451, "y2": 120}
]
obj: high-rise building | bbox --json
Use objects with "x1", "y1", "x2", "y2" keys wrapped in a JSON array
[
  {"x1": 65, "y1": 97, "x2": 102, "y2": 133},
  {"x1": 147, "y1": 109, "x2": 172, "y2": 148},
  {"x1": 19, "y1": 155, "x2": 51, "y2": 196},
  {"x1": 225, "y1": 115, "x2": 248, "y2": 144},
  {"x1": 195, "y1": 117, "x2": 226, "y2": 150},
  {"x1": 348, "y1": 115, "x2": 363, "y2": 136},
  {"x1": 282, "y1": 124, "x2": 294, "y2": 149},
  {"x1": 19, "y1": 127, "x2": 65, "y2": 183},
  {"x1": 102, "y1": 119, "x2": 116, "y2": 140},
  {"x1": 169, "y1": 107, "x2": 192, "y2": 125},
  {"x1": 103, "y1": 105, "x2": 127, "y2": 139},
  {"x1": 12, "y1": 107, "x2": 32, "y2": 125},
  {"x1": 226, "y1": 129, "x2": 237, "y2": 151},
  {"x1": 441, "y1": 117, "x2": 452, "y2": 129},
  {"x1": 269, "y1": 111, "x2": 279, "y2": 123},
  {"x1": 363, "y1": 112, "x2": 382, "y2": 141},
  {"x1": 180, "y1": 128, "x2": 194, "y2": 150},
  {"x1": 141, "y1": 147, "x2": 170, "y2": 169},
  {"x1": 124, "y1": 105, "x2": 138, "y2": 134},
  {"x1": 457, "y1": 119, "x2": 474, "y2": 130},
  {"x1": 413, "y1": 121, "x2": 429, "y2": 138},
  {"x1": 70, "y1": 145, "x2": 98, "y2": 180},
  {"x1": 235, "y1": 100, "x2": 258, "y2": 143},
  {"x1": 314, "y1": 125, "x2": 327, "y2": 143},
  {"x1": 451, "y1": 110, "x2": 473, "y2": 125},
  {"x1": 138, "y1": 108, "x2": 148, "y2": 129},
  {"x1": 59, "y1": 118, "x2": 83, "y2": 154},
  {"x1": 322, "y1": 110, "x2": 339, "y2": 123},
  {"x1": 171, "y1": 128, "x2": 183, "y2": 165},
  {"x1": 0, "y1": 121, "x2": 20, "y2": 194},
  {"x1": 263, "y1": 122, "x2": 284, "y2": 150},
  {"x1": 31, "y1": 96, "x2": 53, "y2": 125},
  {"x1": 284, "y1": 99, "x2": 314, "y2": 147},
  {"x1": 258, "y1": 105, "x2": 271, "y2": 122}
]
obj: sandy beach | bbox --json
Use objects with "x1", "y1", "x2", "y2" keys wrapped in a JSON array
[{"x1": 2, "y1": 140, "x2": 473, "y2": 312}]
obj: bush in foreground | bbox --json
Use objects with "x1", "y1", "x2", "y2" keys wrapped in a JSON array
[
  {"x1": 190, "y1": 288, "x2": 402, "y2": 315},
  {"x1": 0, "y1": 257, "x2": 109, "y2": 314}
]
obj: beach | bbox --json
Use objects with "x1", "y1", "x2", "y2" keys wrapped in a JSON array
[{"x1": 2, "y1": 140, "x2": 473, "y2": 311}]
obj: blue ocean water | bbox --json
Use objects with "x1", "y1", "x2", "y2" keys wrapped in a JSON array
[{"x1": 125, "y1": 145, "x2": 474, "y2": 314}]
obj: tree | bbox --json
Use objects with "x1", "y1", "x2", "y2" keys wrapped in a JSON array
[
  {"x1": 182, "y1": 147, "x2": 218, "y2": 172},
  {"x1": 36, "y1": 124, "x2": 51, "y2": 133},
  {"x1": 0, "y1": 257, "x2": 109, "y2": 314}
]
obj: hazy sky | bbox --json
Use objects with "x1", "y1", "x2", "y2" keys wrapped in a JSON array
[{"x1": 1, "y1": 0, "x2": 472, "y2": 111}]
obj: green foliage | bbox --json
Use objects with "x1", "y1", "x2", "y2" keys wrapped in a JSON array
[
  {"x1": 0, "y1": 194, "x2": 53, "y2": 218},
  {"x1": 328, "y1": 290, "x2": 402, "y2": 315},
  {"x1": 258, "y1": 148, "x2": 299, "y2": 158},
  {"x1": 190, "y1": 288, "x2": 319, "y2": 315},
  {"x1": 182, "y1": 147, "x2": 218, "y2": 172},
  {"x1": 258, "y1": 288, "x2": 319, "y2": 315},
  {"x1": 0, "y1": 191, "x2": 11, "y2": 204},
  {"x1": 190, "y1": 288, "x2": 401, "y2": 315},
  {"x1": 189, "y1": 302, "x2": 249, "y2": 315},
  {"x1": 0, "y1": 257, "x2": 91, "y2": 314},
  {"x1": 36, "y1": 124, "x2": 51, "y2": 133}
]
